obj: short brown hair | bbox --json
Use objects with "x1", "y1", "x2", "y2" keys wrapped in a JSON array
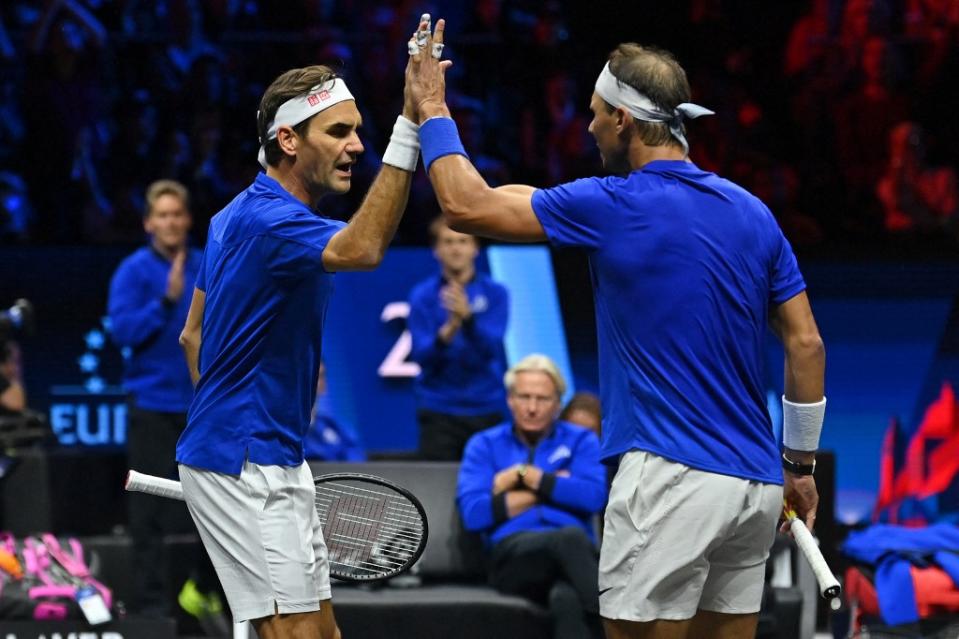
[
  {"x1": 144, "y1": 179, "x2": 189, "y2": 217},
  {"x1": 560, "y1": 392, "x2": 602, "y2": 423},
  {"x1": 428, "y1": 216, "x2": 480, "y2": 247},
  {"x1": 606, "y1": 44, "x2": 691, "y2": 149},
  {"x1": 257, "y1": 65, "x2": 338, "y2": 168}
]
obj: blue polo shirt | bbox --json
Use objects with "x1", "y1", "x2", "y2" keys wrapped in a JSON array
[
  {"x1": 177, "y1": 173, "x2": 346, "y2": 474},
  {"x1": 531, "y1": 160, "x2": 806, "y2": 484},
  {"x1": 407, "y1": 272, "x2": 509, "y2": 416},
  {"x1": 107, "y1": 246, "x2": 202, "y2": 412}
]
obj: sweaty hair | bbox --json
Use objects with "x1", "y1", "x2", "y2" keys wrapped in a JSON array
[
  {"x1": 606, "y1": 43, "x2": 691, "y2": 149},
  {"x1": 257, "y1": 65, "x2": 338, "y2": 168},
  {"x1": 144, "y1": 179, "x2": 189, "y2": 217},
  {"x1": 504, "y1": 354, "x2": 567, "y2": 399}
]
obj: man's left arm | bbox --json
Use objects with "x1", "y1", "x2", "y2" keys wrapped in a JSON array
[
  {"x1": 179, "y1": 288, "x2": 205, "y2": 386},
  {"x1": 521, "y1": 432, "x2": 606, "y2": 514},
  {"x1": 460, "y1": 283, "x2": 509, "y2": 360}
]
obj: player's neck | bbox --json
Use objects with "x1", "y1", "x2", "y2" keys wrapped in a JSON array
[
  {"x1": 628, "y1": 141, "x2": 687, "y2": 171},
  {"x1": 267, "y1": 166, "x2": 321, "y2": 208}
]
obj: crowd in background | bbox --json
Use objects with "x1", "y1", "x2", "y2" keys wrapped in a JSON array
[{"x1": 0, "y1": 0, "x2": 957, "y2": 255}]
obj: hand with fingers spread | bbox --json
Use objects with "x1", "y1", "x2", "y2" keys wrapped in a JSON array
[{"x1": 406, "y1": 15, "x2": 453, "y2": 123}]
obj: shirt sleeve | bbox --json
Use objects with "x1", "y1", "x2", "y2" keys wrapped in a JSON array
[
  {"x1": 460, "y1": 280, "x2": 509, "y2": 362},
  {"x1": 769, "y1": 225, "x2": 806, "y2": 305},
  {"x1": 456, "y1": 434, "x2": 498, "y2": 533},
  {"x1": 530, "y1": 177, "x2": 608, "y2": 250},
  {"x1": 541, "y1": 429, "x2": 607, "y2": 514},
  {"x1": 407, "y1": 283, "x2": 443, "y2": 370},
  {"x1": 195, "y1": 245, "x2": 209, "y2": 292},
  {"x1": 265, "y1": 210, "x2": 347, "y2": 281},
  {"x1": 107, "y1": 259, "x2": 173, "y2": 349}
]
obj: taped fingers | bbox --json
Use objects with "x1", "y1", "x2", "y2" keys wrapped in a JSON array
[
  {"x1": 415, "y1": 13, "x2": 431, "y2": 47},
  {"x1": 431, "y1": 43, "x2": 444, "y2": 59}
]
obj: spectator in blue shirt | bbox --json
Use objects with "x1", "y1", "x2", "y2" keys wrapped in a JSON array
[
  {"x1": 458, "y1": 354, "x2": 606, "y2": 639},
  {"x1": 107, "y1": 179, "x2": 213, "y2": 618},
  {"x1": 408, "y1": 217, "x2": 509, "y2": 460}
]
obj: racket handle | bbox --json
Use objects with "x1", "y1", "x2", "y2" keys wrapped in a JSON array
[
  {"x1": 790, "y1": 517, "x2": 841, "y2": 608},
  {"x1": 125, "y1": 470, "x2": 185, "y2": 501}
]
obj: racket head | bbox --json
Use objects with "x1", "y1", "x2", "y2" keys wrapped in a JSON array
[{"x1": 313, "y1": 472, "x2": 428, "y2": 582}]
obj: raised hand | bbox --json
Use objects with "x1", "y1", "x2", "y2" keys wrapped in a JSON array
[
  {"x1": 440, "y1": 282, "x2": 471, "y2": 321},
  {"x1": 406, "y1": 15, "x2": 453, "y2": 123},
  {"x1": 165, "y1": 249, "x2": 186, "y2": 303}
]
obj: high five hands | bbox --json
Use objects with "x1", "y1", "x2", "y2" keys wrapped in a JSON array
[{"x1": 405, "y1": 14, "x2": 453, "y2": 124}]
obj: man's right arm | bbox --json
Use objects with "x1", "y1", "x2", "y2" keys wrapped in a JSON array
[
  {"x1": 322, "y1": 52, "x2": 423, "y2": 271},
  {"x1": 321, "y1": 164, "x2": 413, "y2": 271},
  {"x1": 179, "y1": 288, "x2": 205, "y2": 386},
  {"x1": 0, "y1": 349, "x2": 25, "y2": 412},
  {"x1": 772, "y1": 291, "x2": 826, "y2": 530},
  {"x1": 407, "y1": 288, "x2": 446, "y2": 368},
  {"x1": 108, "y1": 262, "x2": 176, "y2": 348}
]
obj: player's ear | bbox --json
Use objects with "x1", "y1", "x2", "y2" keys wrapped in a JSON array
[
  {"x1": 614, "y1": 107, "x2": 632, "y2": 133},
  {"x1": 276, "y1": 126, "x2": 298, "y2": 159}
]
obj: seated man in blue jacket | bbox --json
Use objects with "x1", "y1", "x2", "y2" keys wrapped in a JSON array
[{"x1": 458, "y1": 354, "x2": 607, "y2": 639}]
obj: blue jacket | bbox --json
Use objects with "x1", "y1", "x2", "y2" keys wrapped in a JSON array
[
  {"x1": 843, "y1": 523, "x2": 959, "y2": 625},
  {"x1": 407, "y1": 272, "x2": 508, "y2": 416},
  {"x1": 457, "y1": 420, "x2": 607, "y2": 547},
  {"x1": 107, "y1": 246, "x2": 201, "y2": 412}
]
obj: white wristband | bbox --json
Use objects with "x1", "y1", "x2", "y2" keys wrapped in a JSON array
[
  {"x1": 782, "y1": 395, "x2": 826, "y2": 452},
  {"x1": 382, "y1": 115, "x2": 420, "y2": 172}
]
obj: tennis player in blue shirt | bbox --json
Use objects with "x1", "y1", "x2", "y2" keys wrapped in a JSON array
[
  {"x1": 174, "y1": 48, "x2": 424, "y2": 638},
  {"x1": 408, "y1": 24, "x2": 826, "y2": 639}
]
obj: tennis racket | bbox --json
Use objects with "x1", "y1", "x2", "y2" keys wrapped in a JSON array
[
  {"x1": 125, "y1": 470, "x2": 428, "y2": 582},
  {"x1": 784, "y1": 501, "x2": 842, "y2": 610}
]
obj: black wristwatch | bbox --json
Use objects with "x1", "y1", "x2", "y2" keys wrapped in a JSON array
[{"x1": 782, "y1": 453, "x2": 816, "y2": 476}]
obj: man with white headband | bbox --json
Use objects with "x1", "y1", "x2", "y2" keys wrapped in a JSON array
[
  {"x1": 408, "y1": 28, "x2": 826, "y2": 639},
  {"x1": 174, "y1": 22, "x2": 427, "y2": 635}
]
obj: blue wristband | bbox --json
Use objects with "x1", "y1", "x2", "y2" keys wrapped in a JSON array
[{"x1": 420, "y1": 117, "x2": 469, "y2": 172}]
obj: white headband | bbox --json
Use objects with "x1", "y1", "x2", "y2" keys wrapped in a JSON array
[
  {"x1": 594, "y1": 62, "x2": 713, "y2": 154},
  {"x1": 257, "y1": 77, "x2": 355, "y2": 169}
]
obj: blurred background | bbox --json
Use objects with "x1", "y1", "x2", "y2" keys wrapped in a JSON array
[{"x1": 0, "y1": 0, "x2": 957, "y2": 582}]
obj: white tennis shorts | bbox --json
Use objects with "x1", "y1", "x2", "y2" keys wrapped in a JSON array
[
  {"x1": 179, "y1": 460, "x2": 331, "y2": 623},
  {"x1": 599, "y1": 450, "x2": 782, "y2": 621}
]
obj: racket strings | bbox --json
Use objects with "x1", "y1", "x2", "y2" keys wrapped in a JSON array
[{"x1": 315, "y1": 480, "x2": 425, "y2": 579}]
